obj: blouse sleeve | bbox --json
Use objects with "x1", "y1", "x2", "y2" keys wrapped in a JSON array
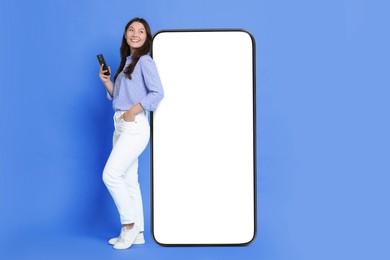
[
  {"x1": 107, "y1": 91, "x2": 113, "y2": 100},
  {"x1": 139, "y1": 56, "x2": 164, "y2": 111}
]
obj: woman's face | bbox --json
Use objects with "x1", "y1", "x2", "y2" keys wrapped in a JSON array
[{"x1": 125, "y1": 21, "x2": 147, "y2": 51}]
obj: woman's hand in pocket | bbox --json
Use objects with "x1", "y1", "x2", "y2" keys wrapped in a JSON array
[{"x1": 120, "y1": 111, "x2": 135, "y2": 122}]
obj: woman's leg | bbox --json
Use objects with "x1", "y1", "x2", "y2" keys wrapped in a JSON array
[
  {"x1": 102, "y1": 114, "x2": 149, "y2": 225},
  {"x1": 123, "y1": 159, "x2": 145, "y2": 231}
]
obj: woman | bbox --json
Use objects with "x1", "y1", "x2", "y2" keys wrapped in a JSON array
[{"x1": 98, "y1": 18, "x2": 164, "y2": 250}]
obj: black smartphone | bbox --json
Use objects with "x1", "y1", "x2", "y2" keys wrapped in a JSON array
[{"x1": 97, "y1": 54, "x2": 110, "y2": 76}]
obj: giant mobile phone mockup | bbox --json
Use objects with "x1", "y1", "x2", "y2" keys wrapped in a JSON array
[{"x1": 151, "y1": 30, "x2": 256, "y2": 246}]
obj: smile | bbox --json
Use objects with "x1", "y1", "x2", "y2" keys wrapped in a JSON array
[{"x1": 130, "y1": 38, "x2": 141, "y2": 43}]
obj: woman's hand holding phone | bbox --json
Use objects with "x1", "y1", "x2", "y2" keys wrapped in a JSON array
[
  {"x1": 99, "y1": 63, "x2": 111, "y2": 83},
  {"x1": 97, "y1": 54, "x2": 114, "y2": 96}
]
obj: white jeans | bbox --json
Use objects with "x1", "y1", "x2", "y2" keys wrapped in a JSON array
[{"x1": 102, "y1": 110, "x2": 150, "y2": 231}]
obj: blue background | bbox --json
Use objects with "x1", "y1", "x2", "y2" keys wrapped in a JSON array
[{"x1": 1, "y1": 0, "x2": 389, "y2": 259}]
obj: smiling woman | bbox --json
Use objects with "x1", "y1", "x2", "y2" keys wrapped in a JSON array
[
  {"x1": 98, "y1": 17, "x2": 164, "y2": 250},
  {"x1": 125, "y1": 22, "x2": 147, "y2": 48},
  {"x1": 113, "y1": 18, "x2": 153, "y2": 82}
]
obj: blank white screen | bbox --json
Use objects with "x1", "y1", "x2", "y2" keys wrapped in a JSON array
[{"x1": 152, "y1": 31, "x2": 255, "y2": 245}]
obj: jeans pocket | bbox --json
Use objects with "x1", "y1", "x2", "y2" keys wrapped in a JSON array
[{"x1": 122, "y1": 118, "x2": 137, "y2": 124}]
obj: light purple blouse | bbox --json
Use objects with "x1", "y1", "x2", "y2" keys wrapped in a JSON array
[{"x1": 108, "y1": 55, "x2": 164, "y2": 111}]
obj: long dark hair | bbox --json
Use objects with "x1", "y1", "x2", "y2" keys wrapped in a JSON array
[{"x1": 113, "y1": 18, "x2": 153, "y2": 82}]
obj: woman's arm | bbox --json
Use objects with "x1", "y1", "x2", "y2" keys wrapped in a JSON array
[
  {"x1": 121, "y1": 56, "x2": 165, "y2": 122},
  {"x1": 138, "y1": 56, "x2": 164, "y2": 111}
]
